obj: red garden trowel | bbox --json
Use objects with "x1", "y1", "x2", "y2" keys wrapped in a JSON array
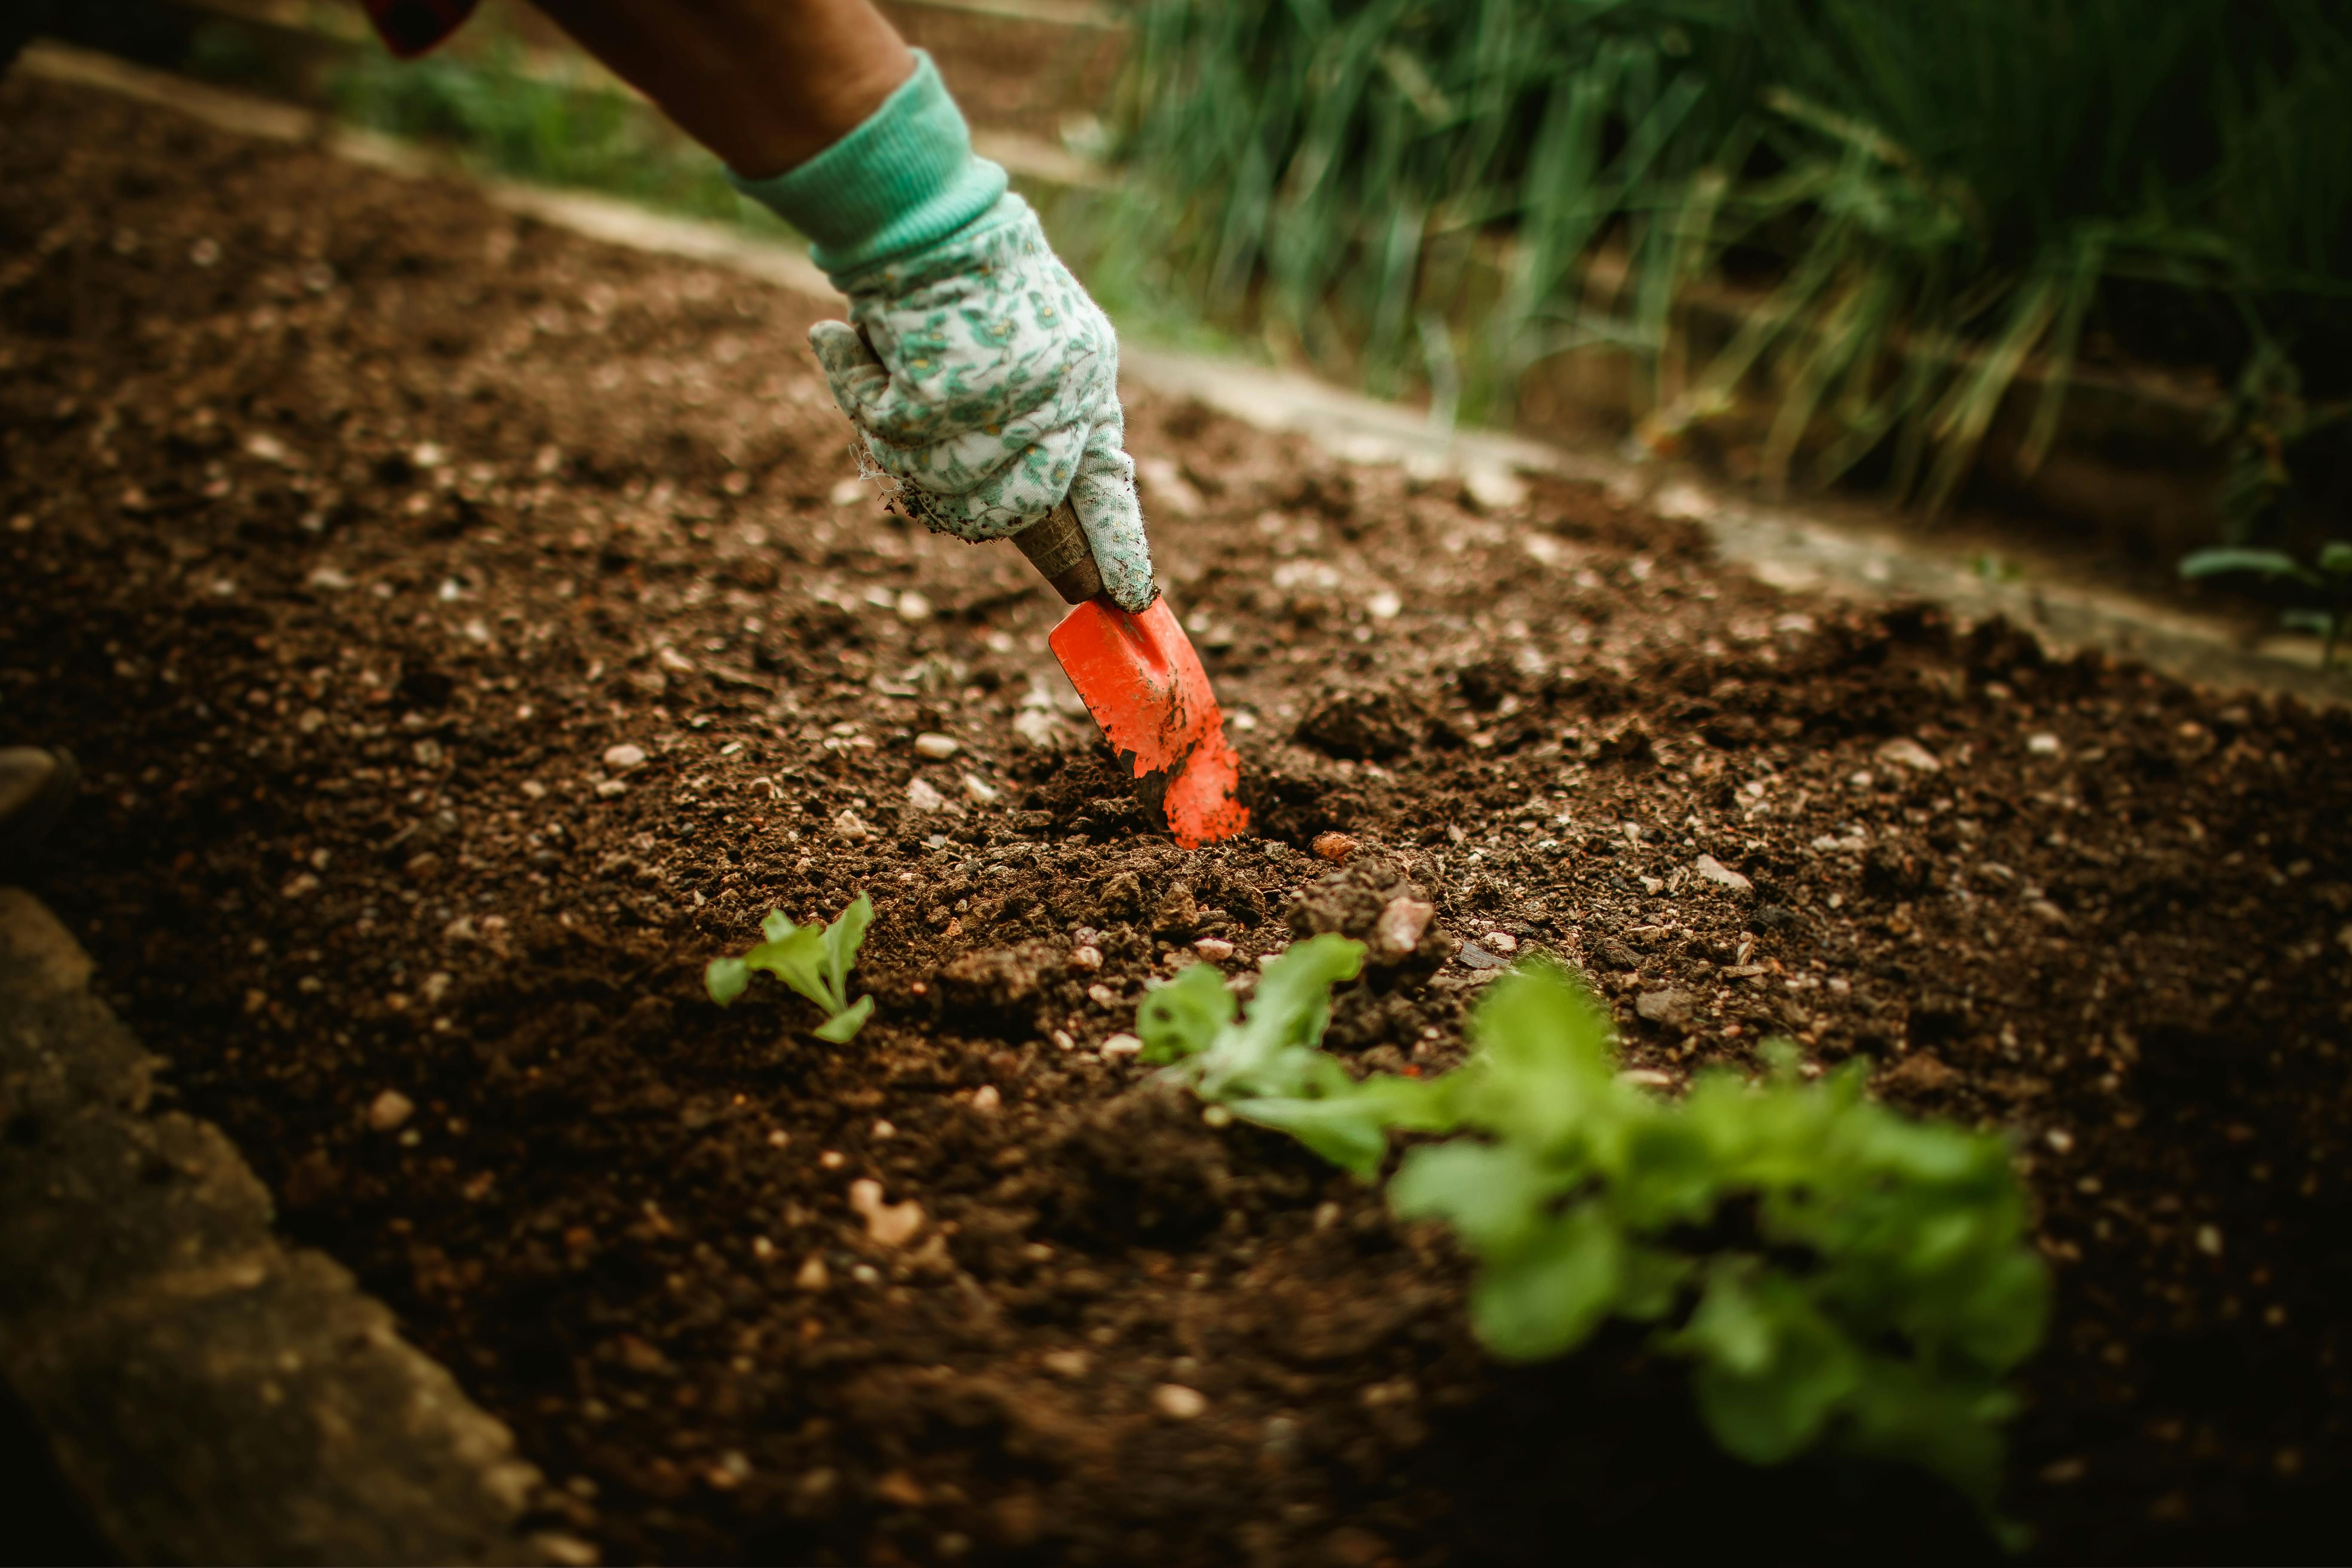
[{"x1": 1012, "y1": 502, "x2": 1248, "y2": 848}]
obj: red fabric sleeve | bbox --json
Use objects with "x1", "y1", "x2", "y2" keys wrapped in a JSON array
[{"x1": 359, "y1": 0, "x2": 481, "y2": 58}]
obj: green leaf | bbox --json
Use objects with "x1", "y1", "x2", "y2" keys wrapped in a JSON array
[
  {"x1": 705, "y1": 956, "x2": 751, "y2": 1006},
  {"x1": 1230, "y1": 1089, "x2": 1396, "y2": 1179},
  {"x1": 1455, "y1": 957, "x2": 1620, "y2": 1154},
  {"x1": 1390, "y1": 1138, "x2": 1560, "y2": 1255},
  {"x1": 709, "y1": 898, "x2": 876, "y2": 1040},
  {"x1": 1467, "y1": 1201, "x2": 1625, "y2": 1361},
  {"x1": 1138, "y1": 962, "x2": 1236, "y2": 1063},
  {"x1": 2319, "y1": 541, "x2": 2352, "y2": 577},
  {"x1": 1188, "y1": 935, "x2": 1365, "y2": 1103},
  {"x1": 819, "y1": 894, "x2": 875, "y2": 1014},
  {"x1": 1680, "y1": 1266, "x2": 1859, "y2": 1464},
  {"x1": 812, "y1": 994, "x2": 875, "y2": 1044},
  {"x1": 2180, "y1": 547, "x2": 2321, "y2": 586}
]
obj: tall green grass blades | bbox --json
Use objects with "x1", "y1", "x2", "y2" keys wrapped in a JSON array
[
  {"x1": 1919, "y1": 274, "x2": 2059, "y2": 517},
  {"x1": 706, "y1": 895, "x2": 876, "y2": 1042},
  {"x1": 1114, "y1": 0, "x2": 2352, "y2": 525}
]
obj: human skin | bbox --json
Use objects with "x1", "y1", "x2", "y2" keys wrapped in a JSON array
[{"x1": 524, "y1": 0, "x2": 916, "y2": 176}]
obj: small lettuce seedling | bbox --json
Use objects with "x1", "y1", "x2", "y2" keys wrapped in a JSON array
[
  {"x1": 1389, "y1": 961, "x2": 2047, "y2": 1524},
  {"x1": 705, "y1": 894, "x2": 875, "y2": 1042},
  {"x1": 1135, "y1": 947, "x2": 2049, "y2": 1530},
  {"x1": 1138, "y1": 934, "x2": 1448, "y2": 1175}
]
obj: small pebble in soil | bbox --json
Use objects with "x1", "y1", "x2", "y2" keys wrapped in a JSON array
[
  {"x1": 1621, "y1": 1069, "x2": 1674, "y2": 1088},
  {"x1": 905, "y1": 778, "x2": 947, "y2": 812},
  {"x1": 851, "y1": 1264, "x2": 882, "y2": 1286},
  {"x1": 1043, "y1": 1350, "x2": 1091, "y2": 1378},
  {"x1": 1636, "y1": 990, "x2": 1696, "y2": 1029},
  {"x1": 833, "y1": 808, "x2": 870, "y2": 839},
  {"x1": 1194, "y1": 937, "x2": 1235, "y2": 961},
  {"x1": 828, "y1": 477, "x2": 867, "y2": 508},
  {"x1": 1482, "y1": 931, "x2": 1519, "y2": 953},
  {"x1": 1101, "y1": 1034, "x2": 1142, "y2": 1057},
  {"x1": 1051, "y1": 1029, "x2": 1075, "y2": 1050},
  {"x1": 962, "y1": 772, "x2": 998, "y2": 803},
  {"x1": 913, "y1": 732, "x2": 960, "y2": 759},
  {"x1": 1312, "y1": 832, "x2": 1359, "y2": 863},
  {"x1": 872, "y1": 1119, "x2": 896, "y2": 1139},
  {"x1": 795, "y1": 1255, "x2": 830, "y2": 1291},
  {"x1": 1070, "y1": 946, "x2": 1102, "y2": 971},
  {"x1": 896, "y1": 590, "x2": 932, "y2": 623},
  {"x1": 1693, "y1": 854, "x2": 1753, "y2": 893},
  {"x1": 2196, "y1": 1225, "x2": 2224, "y2": 1257},
  {"x1": 1087, "y1": 983, "x2": 1117, "y2": 1007},
  {"x1": 819, "y1": 1150, "x2": 846, "y2": 1170},
  {"x1": 2046, "y1": 1128, "x2": 2075, "y2": 1154},
  {"x1": 603, "y1": 742, "x2": 646, "y2": 772},
  {"x1": 848, "y1": 1179, "x2": 925, "y2": 1247},
  {"x1": 1375, "y1": 896, "x2": 1434, "y2": 958},
  {"x1": 1153, "y1": 1384, "x2": 1209, "y2": 1421},
  {"x1": 2027, "y1": 732, "x2": 2062, "y2": 755},
  {"x1": 767, "y1": 1129, "x2": 789, "y2": 1148},
  {"x1": 366, "y1": 1090, "x2": 415, "y2": 1131},
  {"x1": 1457, "y1": 943, "x2": 1505, "y2": 970},
  {"x1": 1875, "y1": 737, "x2": 1943, "y2": 774},
  {"x1": 751, "y1": 1237, "x2": 775, "y2": 1262},
  {"x1": 970, "y1": 1085, "x2": 1001, "y2": 1112}
]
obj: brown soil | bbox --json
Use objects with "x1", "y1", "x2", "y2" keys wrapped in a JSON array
[{"x1": 5, "y1": 74, "x2": 2350, "y2": 1567}]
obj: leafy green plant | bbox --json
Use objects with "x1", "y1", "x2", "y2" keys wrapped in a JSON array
[
  {"x1": 2180, "y1": 541, "x2": 2352, "y2": 670},
  {"x1": 1111, "y1": 0, "x2": 2352, "y2": 516},
  {"x1": 1139, "y1": 945, "x2": 2049, "y2": 1528},
  {"x1": 1139, "y1": 934, "x2": 1448, "y2": 1174},
  {"x1": 705, "y1": 895, "x2": 876, "y2": 1042}
]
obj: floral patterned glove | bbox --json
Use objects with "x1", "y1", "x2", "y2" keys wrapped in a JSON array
[{"x1": 732, "y1": 54, "x2": 1155, "y2": 611}]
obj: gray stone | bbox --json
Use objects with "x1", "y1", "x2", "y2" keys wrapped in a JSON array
[
  {"x1": 1635, "y1": 989, "x2": 1696, "y2": 1030},
  {"x1": 1691, "y1": 854, "x2": 1753, "y2": 893},
  {"x1": 0, "y1": 890, "x2": 556, "y2": 1565}
]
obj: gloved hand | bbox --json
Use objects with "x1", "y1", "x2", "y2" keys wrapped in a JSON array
[{"x1": 732, "y1": 53, "x2": 1155, "y2": 612}]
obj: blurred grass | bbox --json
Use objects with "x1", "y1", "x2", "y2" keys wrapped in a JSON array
[
  {"x1": 324, "y1": 23, "x2": 754, "y2": 225},
  {"x1": 1109, "y1": 0, "x2": 2352, "y2": 518},
  {"x1": 243, "y1": 0, "x2": 2352, "y2": 534}
]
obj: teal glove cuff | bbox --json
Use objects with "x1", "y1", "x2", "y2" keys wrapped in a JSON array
[{"x1": 728, "y1": 50, "x2": 1009, "y2": 286}]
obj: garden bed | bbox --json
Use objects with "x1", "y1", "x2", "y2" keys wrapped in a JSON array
[{"x1": 3, "y1": 73, "x2": 2348, "y2": 1565}]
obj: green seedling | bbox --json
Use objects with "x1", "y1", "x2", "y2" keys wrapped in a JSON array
[
  {"x1": 705, "y1": 894, "x2": 875, "y2": 1042},
  {"x1": 1135, "y1": 946, "x2": 2048, "y2": 1533},
  {"x1": 1139, "y1": 934, "x2": 1449, "y2": 1176},
  {"x1": 2180, "y1": 542, "x2": 2352, "y2": 670}
]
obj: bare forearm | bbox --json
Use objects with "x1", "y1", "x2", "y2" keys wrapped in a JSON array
[{"x1": 525, "y1": 0, "x2": 914, "y2": 176}]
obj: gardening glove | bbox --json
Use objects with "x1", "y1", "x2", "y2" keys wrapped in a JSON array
[{"x1": 731, "y1": 52, "x2": 1156, "y2": 612}]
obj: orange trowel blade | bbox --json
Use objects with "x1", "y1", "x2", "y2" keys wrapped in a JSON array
[{"x1": 1047, "y1": 597, "x2": 1249, "y2": 848}]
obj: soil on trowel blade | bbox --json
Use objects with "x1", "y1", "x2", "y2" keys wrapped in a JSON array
[{"x1": 4, "y1": 72, "x2": 2349, "y2": 1567}]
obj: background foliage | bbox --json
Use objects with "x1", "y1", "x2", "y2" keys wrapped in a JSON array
[{"x1": 1109, "y1": 0, "x2": 2352, "y2": 518}]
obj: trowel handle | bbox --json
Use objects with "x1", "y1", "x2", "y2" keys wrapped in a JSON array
[{"x1": 1011, "y1": 501, "x2": 1105, "y2": 605}]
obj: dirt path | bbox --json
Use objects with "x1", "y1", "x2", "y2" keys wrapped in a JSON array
[{"x1": 4, "y1": 73, "x2": 2348, "y2": 1565}]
